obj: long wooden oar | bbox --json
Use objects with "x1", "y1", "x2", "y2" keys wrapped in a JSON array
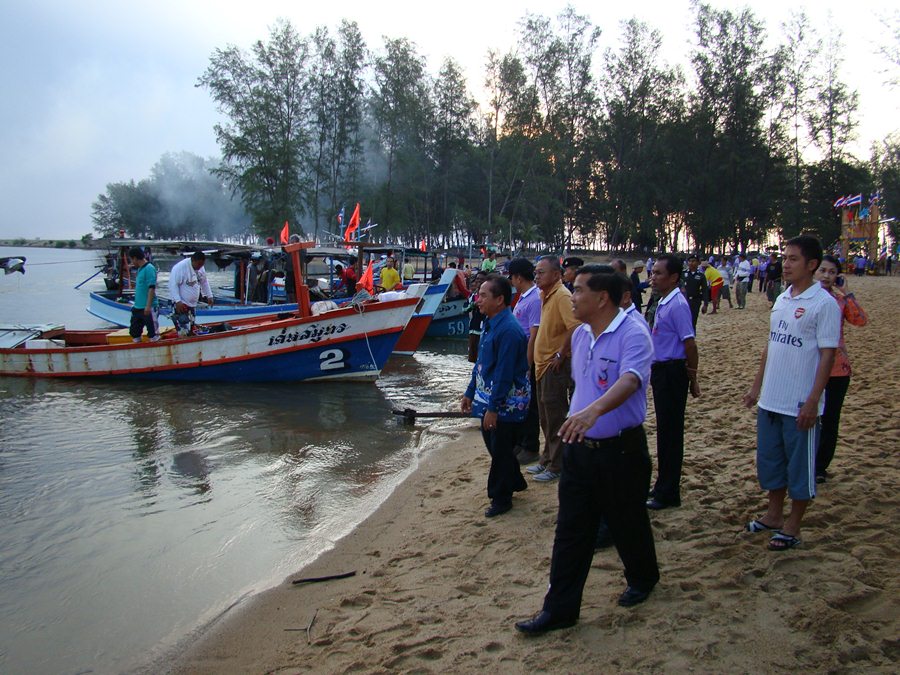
[{"x1": 392, "y1": 407, "x2": 471, "y2": 425}]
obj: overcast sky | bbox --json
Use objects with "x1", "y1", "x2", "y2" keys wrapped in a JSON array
[{"x1": 1, "y1": 0, "x2": 896, "y2": 240}]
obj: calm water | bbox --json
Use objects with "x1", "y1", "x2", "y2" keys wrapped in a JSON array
[{"x1": 0, "y1": 247, "x2": 472, "y2": 674}]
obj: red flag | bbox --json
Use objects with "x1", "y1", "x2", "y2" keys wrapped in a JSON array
[
  {"x1": 356, "y1": 260, "x2": 374, "y2": 294},
  {"x1": 343, "y1": 203, "x2": 361, "y2": 241},
  {"x1": 419, "y1": 239, "x2": 427, "y2": 252},
  {"x1": 279, "y1": 221, "x2": 290, "y2": 244}
]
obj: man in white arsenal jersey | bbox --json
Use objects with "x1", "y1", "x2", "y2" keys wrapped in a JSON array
[{"x1": 742, "y1": 235, "x2": 840, "y2": 552}]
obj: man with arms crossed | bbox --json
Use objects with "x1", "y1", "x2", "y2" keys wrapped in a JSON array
[
  {"x1": 525, "y1": 257, "x2": 582, "y2": 483},
  {"x1": 742, "y1": 235, "x2": 839, "y2": 550},
  {"x1": 646, "y1": 254, "x2": 700, "y2": 510},
  {"x1": 169, "y1": 251, "x2": 214, "y2": 336},
  {"x1": 515, "y1": 270, "x2": 658, "y2": 635}
]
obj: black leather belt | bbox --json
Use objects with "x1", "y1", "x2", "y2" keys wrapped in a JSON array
[
  {"x1": 651, "y1": 359, "x2": 686, "y2": 369},
  {"x1": 581, "y1": 425, "x2": 643, "y2": 450}
]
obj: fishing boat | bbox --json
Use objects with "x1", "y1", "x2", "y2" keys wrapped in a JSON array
[
  {"x1": 2, "y1": 242, "x2": 425, "y2": 382},
  {"x1": 86, "y1": 240, "x2": 459, "y2": 356},
  {"x1": 425, "y1": 297, "x2": 469, "y2": 339}
]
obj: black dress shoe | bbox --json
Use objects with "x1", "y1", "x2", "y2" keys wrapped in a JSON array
[
  {"x1": 484, "y1": 502, "x2": 512, "y2": 518},
  {"x1": 617, "y1": 586, "x2": 652, "y2": 607},
  {"x1": 646, "y1": 498, "x2": 679, "y2": 510},
  {"x1": 514, "y1": 610, "x2": 577, "y2": 635},
  {"x1": 513, "y1": 478, "x2": 528, "y2": 492}
]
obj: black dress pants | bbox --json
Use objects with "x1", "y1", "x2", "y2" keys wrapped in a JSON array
[
  {"x1": 542, "y1": 427, "x2": 659, "y2": 620},
  {"x1": 650, "y1": 360, "x2": 689, "y2": 505},
  {"x1": 816, "y1": 375, "x2": 850, "y2": 476},
  {"x1": 481, "y1": 419, "x2": 526, "y2": 506},
  {"x1": 516, "y1": 366, "x2": 540, "y2": 454},
  {"x1": 687, "y1": 298, "x2": 702, "y2": 329}
]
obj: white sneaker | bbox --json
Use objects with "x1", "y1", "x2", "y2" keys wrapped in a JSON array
[
  {"x1": 150, "y1": 335, "x2": 161, "y2": 342},
  {"x1": 525, "y1": 463, "x2": 545, "y2": 475},
  {"x1": 533, "y1": 470, "x2": 560, "y2": 482}
]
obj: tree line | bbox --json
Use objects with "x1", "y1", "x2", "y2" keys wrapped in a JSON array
[{"x1": 93, "y1": 3, "x2": 900, "y2": 254}]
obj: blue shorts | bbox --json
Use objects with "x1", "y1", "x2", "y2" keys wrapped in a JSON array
[{"x1": 756, "y1": 409, "x2": 819, "y2": 500}]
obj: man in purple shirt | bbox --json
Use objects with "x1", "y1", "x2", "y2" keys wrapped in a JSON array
[
  {"x1": 515, "y1": 270, "x2": 659, "y2": 635},
  {"x1": 509, "y1": 258, "x2": 542, "y2": 464},
  {"x1": 647, "y1": 254, "x2": 701, "y2": 510}
]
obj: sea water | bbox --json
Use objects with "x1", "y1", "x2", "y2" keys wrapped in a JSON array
[{"x1": 0, "y1": 246, "x2": 472, "y2": 674}]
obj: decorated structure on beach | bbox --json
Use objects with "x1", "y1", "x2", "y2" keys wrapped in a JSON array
[{"x1": 835, "y1": 193, "x2": 880, "y2": 261}]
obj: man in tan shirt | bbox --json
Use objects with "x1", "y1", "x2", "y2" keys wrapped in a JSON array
[{"x1": 526, "y1": 257, "x2": 582, "y2": 482}]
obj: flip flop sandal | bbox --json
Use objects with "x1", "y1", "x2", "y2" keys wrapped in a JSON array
[
  {"x1": 768, "y1": 532, "x2": 801, "y2": 551},
  {"x1": 745, "y1": 519, "x2": 780, "y2": 533}
]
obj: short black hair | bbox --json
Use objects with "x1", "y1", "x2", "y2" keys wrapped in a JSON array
[
  {"x1": 507, "y1": 257, "x2": 535, "y2": 281},
  {"x1": 579, "y1": 263, "x2": 614, "y2": 274},
  {"x1": 786, "y1": 234, "x2": 824, "y2": 270},
  {"x1": 655, "y1": 253, "x2": 683, "y2": 280},
  {"x1": 128, "y1": 247, "x2": 145, "y2": 260},
  {"x1": 483, "y1": 273, "x2": 512, "y2": 306},
  {"x1": 448, "y1": 261, "x2": 457, "y2": 269},
  {"x1": 574, "y1": 269, "x2": 625, "y2": 306},
  {"x1": 191, "y1": 250, "x2": 206, "y2": 262}
]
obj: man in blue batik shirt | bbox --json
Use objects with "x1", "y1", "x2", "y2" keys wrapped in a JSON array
[{"x1": 462, "y1": 274, "x2": 531, "y2": 518}]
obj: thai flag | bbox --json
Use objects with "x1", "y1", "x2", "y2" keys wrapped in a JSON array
[
  {"x1": 845, "y1": 194, "x2": 863, "y2": 206},
  {"x1": 833, "y1": 196, "x2": 846, "y2": 208}
]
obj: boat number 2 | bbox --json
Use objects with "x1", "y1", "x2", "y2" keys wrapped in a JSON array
[{"x1": 319, "y1": 348, "x2": 347, "y2": 371}]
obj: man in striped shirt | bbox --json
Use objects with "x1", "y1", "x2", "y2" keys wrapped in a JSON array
[{"x1": 742, "y1": 235, "x2": 840, "y2": 551}]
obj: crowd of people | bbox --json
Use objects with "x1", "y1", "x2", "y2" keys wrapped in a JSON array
[{"x1": 456, "y1": 235, "x2": 869, "y2": 634}]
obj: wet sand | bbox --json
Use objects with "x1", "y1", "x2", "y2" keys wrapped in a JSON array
[{"x1": 170, "y1": 274, "x2": 898, "y2": 673}]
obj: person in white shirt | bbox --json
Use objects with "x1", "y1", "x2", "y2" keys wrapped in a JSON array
[
  {"x1": 734, "y1": 253, "x2": 752, "y2": 309},
  {"x1": 742, "y1": 235, "x2": 840, "y2": 552},
  {"x1": 169, "y1": 251, "x2": 214, "y2": 335}
]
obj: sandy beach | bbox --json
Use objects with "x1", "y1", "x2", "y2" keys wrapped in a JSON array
[{"x1": 170, "y1": 274, "x2": 899, "y2": 674}]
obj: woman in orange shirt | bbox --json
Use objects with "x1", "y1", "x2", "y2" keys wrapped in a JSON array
[{"x1": 814, "y1": 255, "x2": 868, "y2": 483}]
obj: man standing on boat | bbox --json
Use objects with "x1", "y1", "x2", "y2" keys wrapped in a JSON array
[
  {"x1": 170, "y1": 251, "x2": 214, "y2": 336},
  {"x1": 461, "y1": 275, "x2": 531, "y2": 518},
  {"x1": 128, "y1": 247, "x2": 160, "y2": 342}
]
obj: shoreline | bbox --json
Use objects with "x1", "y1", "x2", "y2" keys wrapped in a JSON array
[{"x1": 169, "y1": 276, "x2": 898, "y2": 673}]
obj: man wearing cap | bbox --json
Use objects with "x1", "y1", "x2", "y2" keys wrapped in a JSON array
[
  {"x1": 514, "y1": 269, "x2": 659, "y2": 635},
  {"x1": 509, "y1": 258, "x2": 542, "y2": 465},
  {"x1": 683, "y1": 255, "x2": 708, "y2": 329},
  {"x1": 526, "y1": 257, "x2": 582, "y2": 483},
  {"x1": 647, "y1": 254, "x2": 700, "y2": 510},
  {"x1": 562, "y1": 257, "x2": 584, "y2": 291}
]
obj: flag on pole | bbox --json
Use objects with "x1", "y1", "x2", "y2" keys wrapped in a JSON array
[
  {"x1": 419, "y1": 239, "x2": 427, "y2": 252},
  {"x1": 833, "y1": 196, "x2": 847, "y2": 208},
  {"x1": 343, "y1": 203, "x2": 361, "y2": 241},
  {"x1": 336, "y1": 207, "x2": 345, "y2": 228},
  {"x1": 356, "y1": 259, "x2": 374, "y2": 294},
  {"x1": 280, "y1": 221, "x2": 290, "y2": 244},
  {"x1": 845, "y1": 194, "x2": 863, "y2": 206}
]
